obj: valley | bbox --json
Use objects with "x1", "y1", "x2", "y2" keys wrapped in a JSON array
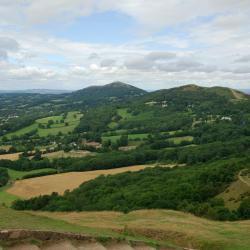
[{"x1": 0, "y1": 82, "x2": 250, "y2": 250}]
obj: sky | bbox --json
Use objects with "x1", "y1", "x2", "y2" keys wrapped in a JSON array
[{"x1": 0, "y1": 0, "x2": 250, "y2": 90}]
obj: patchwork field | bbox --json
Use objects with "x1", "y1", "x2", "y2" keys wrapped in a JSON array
[
  {"x1": 5, "y1": 111, "x2": 82, "y2": 138},
  {"x1": 7, "y1": 164, "x2": 159, "y2": 198}
]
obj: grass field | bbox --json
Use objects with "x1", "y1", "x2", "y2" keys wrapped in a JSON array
[
  {"x1": 0, "y1": 185, "x2": 19, "y2": 206},
  {"x1": 108, "y1": 108, "x2": 133, "y2": 129},
  {"x1": 29, "y1": 209, "x2": 250, "y2": 250},
  {"x1": 7, "y1": 168, "x2": 55, "y2": 180},
  {"x1": 102, "y1": 133, "x2": 149, "y2": 143},
  {"x1": 168, "y1": 136, "x2": 194, "y2": 144},
  {"x1": 5, "y1": 111, "x2": 82, "y2": 138},
  {"x1": 7, "y1": 164, "x2": 159, "y2": 198},
  {"x1": 117, "y1": 108, "x2": 133, "y2": 119}
]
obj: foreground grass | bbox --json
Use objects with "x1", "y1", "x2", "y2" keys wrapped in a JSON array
[
  {"x1": 0, "y1": 206, "x2": 178, "y2": 249},
  {"x1": 30, "y1": 209, "x2": 250, "y2": 250}
]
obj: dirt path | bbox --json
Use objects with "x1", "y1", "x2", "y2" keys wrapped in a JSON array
[
  {"x1": 230, "y1": 89, "x2": 246, "y2": 100},
  {"x1": 238, "y1": 170, "x2": 250, "y2": 187}
]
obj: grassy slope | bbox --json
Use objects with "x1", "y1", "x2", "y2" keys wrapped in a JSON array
[
  {"x1": 27, "y1": 209, "x2": 250, "y2": 250},
  {"x1": 0, "y1": 206, "x2": 177, "y2": 249}
]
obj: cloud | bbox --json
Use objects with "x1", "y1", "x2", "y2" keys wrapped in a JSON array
[
  {"x1": 0, "y1": 37, "x2": 19, "y2": 51},
  {"x1": 0, "y1": 1, "x2": 250, "y2": 90},
  {"x1": 0, "y1": 50, "x2": 7, "y2": 61},
  {"x1": 235, "y1": 55, "x2": 250, "y2": 63},
  {"x1": 145, "y1": 51, "x2": 176, "y2": 61},
  {"x1": 100, "y1": 59, "x2": 116, "y2": 67},
  {"x1": 8, "y1": 66, "x2": 56, "y2": 80}
]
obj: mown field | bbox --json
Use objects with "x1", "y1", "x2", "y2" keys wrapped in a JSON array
[
  {"x1": 7, "y1": 164, "x2": 158, "y2": 198},
  {"x1": 4, "y1": 111, "x2": 82, "y2": 138},
  {"x1": 0, "y1": 152, "x2": 21, "y2": 160}
]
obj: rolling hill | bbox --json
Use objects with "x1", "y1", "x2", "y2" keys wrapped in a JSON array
[{"x1": 67, "y1": 81, "x2": 147, "y2": 105}]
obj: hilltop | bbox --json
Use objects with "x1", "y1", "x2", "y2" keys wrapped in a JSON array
[{"x1": 68, "y1": 81, "x2": 147, "y2": 105}]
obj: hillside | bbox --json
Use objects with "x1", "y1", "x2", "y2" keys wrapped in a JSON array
[
  {"x1": 1, "y1": 206, "x2": 250, "y2": 250},
  {"x1": 68, "y1": 81, "x2": 147, "y2": 105}
]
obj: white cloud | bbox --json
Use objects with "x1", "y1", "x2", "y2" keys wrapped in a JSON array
[{"x1": 0, "y1": 1, "x2": 250, "y2": 90}]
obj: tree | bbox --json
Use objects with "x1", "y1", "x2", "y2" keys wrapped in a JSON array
[
  {"x1": 238, "y1": 197, "x2": 250, "y2": 219},
  {"x1": 118, "y1": 135, "x2": 128, "y2": 147}
]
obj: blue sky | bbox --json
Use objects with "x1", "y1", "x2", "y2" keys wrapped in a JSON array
[{"x1": 0, "y1": 1, "x2": 250, "y2": 90}]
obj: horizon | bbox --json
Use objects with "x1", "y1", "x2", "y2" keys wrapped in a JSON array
[
  {"x1": 0, "y1": 82, "x2": 249, "y2": 93},
  {"x1": 0, "y1": 1, "x2": 250, "y2": 90}
]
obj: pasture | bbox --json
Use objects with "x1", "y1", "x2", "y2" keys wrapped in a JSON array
[
  {"x1": 4, "y1": 111, "x2": 82, "y2": 138},
  {"x1": 167, "y1": 136, "x2": 194, "y2": 144},
  {"x1": 7, "y1": 164, "x2": 158, "y2": 198},
  {"x1": 102, "y1": 133, "x2": 149, "y2": 143}
]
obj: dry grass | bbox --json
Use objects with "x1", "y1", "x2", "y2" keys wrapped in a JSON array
[
  {"x1": 0, "y1": 152, "x2": 21, "y2": 161},
  {"x1": 7, "y1": 165, "x2": 160, "y2": 198},
  {"x1": 231, "y1": 89, "x2": 246, "y2": 100},
  {"x1": 217, "y1": 171, "x2": 250, "y2": 210},
  {"x1": 30, "y1": 209, "x2": 250, "y2": 250}
]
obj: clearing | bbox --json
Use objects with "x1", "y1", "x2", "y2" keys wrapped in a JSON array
[
  {"x1": 42, "y1": 150, "x2": 93, "y2": 160},
  {"x1": 217, "y1": 170, "x2": 250, "y2": 210},
  {"x1": 7, "y1": 164, "x2": 160, "y2": 198},
  {"x1": 167, "y1": 136, "x2": 193, "y2": 145}
]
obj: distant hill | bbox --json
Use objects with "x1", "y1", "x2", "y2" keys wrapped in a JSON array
[
  {"x1": 0, "y1": 89, "x2": 71, "y2": 94},
  {"x1": 139, "y1": 84, "x2": 249, "y2": 104},
  {"x1": 241, "y1": 89, "x2": 250, "y2": 95},
  {"x1": 68, "y1": 81, "x2": 147, "y2": 105}
]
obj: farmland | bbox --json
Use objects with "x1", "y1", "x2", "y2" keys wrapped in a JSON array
[
  {"x1": 4, "y1": 111, "x2": 82, "y2": 138},
  {"x1": 7, "y1": 164, "x2": 159, "y2": 198},
  {"x1": 0, "y1": 152, "x2": 21, "y2": 161}
]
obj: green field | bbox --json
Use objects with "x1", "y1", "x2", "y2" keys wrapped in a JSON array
[
  {"x1": 7, "y1": 168, "x2": 55, "y2": 180},
  {"x1": 5, "y1": 111, "x2": 82, "y2": 138},
  {"x1": 102, "y1": 133, "x2": 149, "y2": 143},
  {"x1": 0, "y1": 168, "x2": 56, "y2": 206},
  {"x1": 168, "y1": 136, "x2": 194, "y2": 144},
  {"x1": 117, "y1": 108, "x2": 133, "y2": 119}
]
